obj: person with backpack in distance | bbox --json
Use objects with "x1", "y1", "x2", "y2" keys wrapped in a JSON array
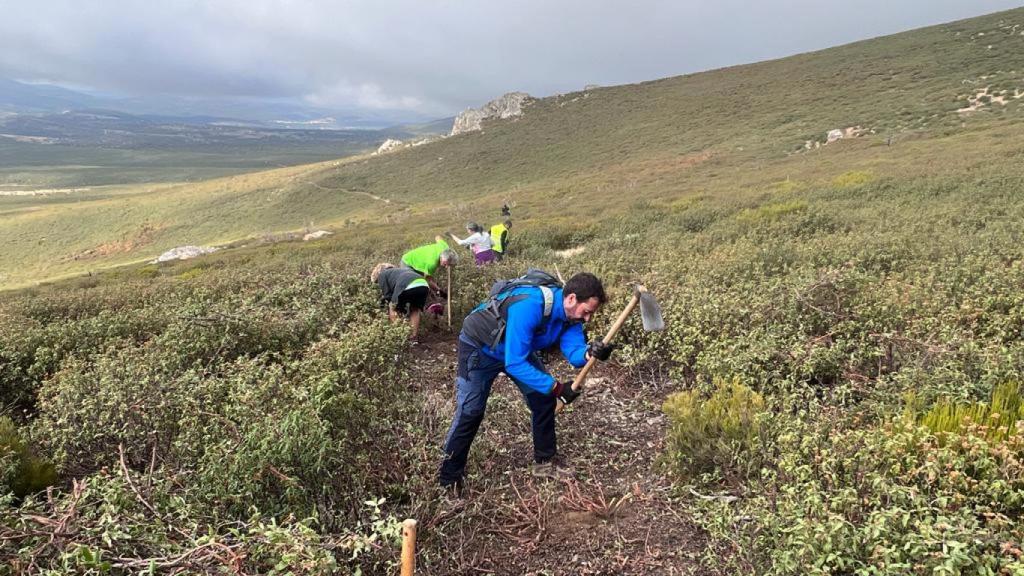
[
  {"x1": 438, "y1": 270, "x2": 616, "y2": 495},
  {"x1": 371, "y1": 263, "x2": 430, "y2": 340},
  {"x1": 490, "y1": 219, "x2": 511, "y2": 261},
  {"x1": 449, "y1": 222, "x2": 496, "y2": 266},
  {"x1": 400, "y1": 235, "x2": 458, "y2": 296}
]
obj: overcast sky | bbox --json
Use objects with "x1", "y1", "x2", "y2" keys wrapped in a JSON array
[{"x1": 1, "y1": 0, "x2": 1022, "y2": 118}]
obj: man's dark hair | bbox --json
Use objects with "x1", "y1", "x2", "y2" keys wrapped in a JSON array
[{"x1": 564, "y1": 272, "x2": 607, "y2": 304}]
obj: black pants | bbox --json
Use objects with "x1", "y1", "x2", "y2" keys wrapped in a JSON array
[{"x1": 438, "y1": 336, "x2": 556, "y2": 486}]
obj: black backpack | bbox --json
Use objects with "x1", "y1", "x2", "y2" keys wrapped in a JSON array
[{"x1": 461, "y1": 269, "x2": 563, "y2": 349}]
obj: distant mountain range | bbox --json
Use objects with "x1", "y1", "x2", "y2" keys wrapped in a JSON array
[
  {"x1": 0, "y1": 78, "x2": 450, "y2": 131},
  {"x1": 0, "y1": 108, "x2": 437, "y2": 150},
  {"x1": 0, "y1": 78, "x2": 454, "y2": 159}
]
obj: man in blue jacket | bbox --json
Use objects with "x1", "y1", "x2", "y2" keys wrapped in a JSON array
[{"x1": 439, "y1": 272, "x2": 615, "y2": 493}]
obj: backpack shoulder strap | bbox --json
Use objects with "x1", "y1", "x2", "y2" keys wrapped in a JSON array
[{"x1": 538, "y1": 285, "x2": 554, "y2": 318}]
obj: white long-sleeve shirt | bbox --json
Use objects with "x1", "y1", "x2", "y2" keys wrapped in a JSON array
[{"x1": 455, "y1": 232, "x2": 493, "y2": 254}]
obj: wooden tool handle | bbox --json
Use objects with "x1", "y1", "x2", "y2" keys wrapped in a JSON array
[
  {"x1": 446, "y1": 267, "x2": 452, "y2": 328},
  {"x1": 401, "y1": 518, "x2": 417, "y2": 576},
  {"x1": 556, "y1": 288, "x2": 643, "y2": 413}
]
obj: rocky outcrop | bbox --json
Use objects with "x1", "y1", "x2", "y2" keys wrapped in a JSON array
[
  {"x1": 374, "y1": 139, "x2": 404, "y2": 155},
  {"x1": 804, "y1": 126, "x2": 871, "y2": 150},
  {"x1": 151, "y1": 245, "x2": 218, "y2": 264},
  {"x1": 451, "y1": 92, "x2": 532, "y2": 136},
  {"x1": 373, "y1": 136, "x2": 440, "y2": 155},
  {"x1": 825, "y1": 126, "x2": 867, "y2": 144},
  {"x1": 302, "y1": 230, "x2": 332, "y2": 241}
]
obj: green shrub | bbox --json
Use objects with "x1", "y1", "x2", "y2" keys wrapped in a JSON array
[
  {"x1": 33, "y1": 316, "x2": 413, "y2": 522},
  {"x1": 736, "y1": 200, "x2": 808, "y2": 223},
  {"x1": 0, "y1": 305, "x2": 170, "y2": 411},
  {"x1": 176, "y1": 266, "x2": 206, "y2": 281},
  {"x1": 134, "y1": 264, "x2": 160, "y2": 278},
  {"x1": 663, "y1": 377, "x2": 767, "y2": 482},
  {"x1": 694, "y1": 410, "x2": 1024, "y2": 575},
  {"x1": 33, "y1": 343, "x2": 204, "y2": 475},
  {"x1": 0, "y1": 416, "x2": 56, "y2": 498},
  {"x1": 831, "y1": 170, "x2": 874, "y2": 188},
  {"x1": 915, "y1": 381, "x2": 1024, "y2": 442},
  {"x1": 0, "y1": 471, "x2": 343, "y2": 574}
]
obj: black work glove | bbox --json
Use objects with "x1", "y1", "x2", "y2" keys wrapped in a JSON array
[
  {"x1": 587, "y1": 340, "x2": 616, "y2": 362},
  {"x1": 552, "y1": 381, "x2": 581, "y2": 405}
]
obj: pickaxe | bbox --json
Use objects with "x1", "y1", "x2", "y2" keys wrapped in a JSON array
[{"x1": 556, "y1": 284, "x2": 664, "y2": 413}]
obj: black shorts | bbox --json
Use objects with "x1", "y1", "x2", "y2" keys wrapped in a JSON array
[{"x1": 396, "y1": 286, "x2": 429, "y2": 315}]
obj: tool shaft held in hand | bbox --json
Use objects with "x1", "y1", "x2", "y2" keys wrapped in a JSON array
[{"x1": 556, "y1": 287, "x2": 644, "y2": 413}]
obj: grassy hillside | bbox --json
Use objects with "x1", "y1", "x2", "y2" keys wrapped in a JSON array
[
  {"x1": 3, "y1": 7, "x2": 1024, "y2": 575},
  {"x1": 4, "y1": 8, "x2": 1023, "y2": 289}
]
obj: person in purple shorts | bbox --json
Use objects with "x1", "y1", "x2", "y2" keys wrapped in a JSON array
[{"x1": 450, "y1": 222, "x2": 496, "y2": 266}]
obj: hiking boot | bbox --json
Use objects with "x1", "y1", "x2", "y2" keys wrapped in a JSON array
[
  {"x1": 530, "y1": 460, "x2": 575, "y2": 480},
  {"x1": 439, "y1": 479, "x2": 465, "y2": 501}
]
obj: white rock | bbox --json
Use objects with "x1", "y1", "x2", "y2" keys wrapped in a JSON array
[
  {"x1": 451, "y1": 92, "x2": 532, "y2": 135},
  {"x1": 152, "y1": 246, "x2": 218, "y2": 264},
  {"x1": 374, "y1": 139, "x2": 404, "y2": 155},
  {"x1": 303, "y1": 230, "x2": 333, "y2": 241}
]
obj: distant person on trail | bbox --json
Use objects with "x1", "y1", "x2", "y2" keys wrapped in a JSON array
[
  {"x1": 449, "y1": 222, "x2": 496, "y2": 266},
  {"x1": 438, "y1": 270, "x2": 616, "y2": 494},
  {"x1": 490, "y1": 220, "x2": 511, "y2": 261},
  {"x1": 401, "y1": 236, "x2": 458, "y2": 295},
  {"x1": 372, "y1": 263, "x2": 430, "y2": 339},
  {"x1": 501, "y1": 203, "x2": 511, "y2": 218}
]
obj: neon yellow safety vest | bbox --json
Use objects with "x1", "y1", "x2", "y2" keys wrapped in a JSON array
[{"x1": 490, "y1": 223, "x2": 507, "y2": 252}]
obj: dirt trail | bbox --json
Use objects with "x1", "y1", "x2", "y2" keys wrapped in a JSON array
[
  {"x1": 401, "y1": 331, "x2": 720, "y2": 575},
  {"x1": 301, "y1": 178, "x2": 394, "y2": 205}
]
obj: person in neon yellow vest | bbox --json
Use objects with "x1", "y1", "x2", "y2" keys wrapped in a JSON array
[{"x1": 490, "y1": 220, "x2": 512, "y2": 261}]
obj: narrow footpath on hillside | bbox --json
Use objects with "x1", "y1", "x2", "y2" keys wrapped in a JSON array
[
  {"x1": 300, "y1": 178, "x2": 396, "y2": 205},
  {"x1": 398, "y1": 331, "x2": 723, "y2": 576}
]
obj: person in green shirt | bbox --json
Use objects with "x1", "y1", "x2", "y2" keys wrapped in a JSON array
[{"x1": 400, "y1": 235, "x2": 458, "y2": 294}]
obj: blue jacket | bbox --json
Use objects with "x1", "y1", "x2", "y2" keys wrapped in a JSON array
[{"x1": 477, "y1": 286, "x2": 588, "y2": 394}]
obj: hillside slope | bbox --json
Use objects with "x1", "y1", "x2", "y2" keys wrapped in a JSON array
[
  {"x1": 4, "y1": 8, "x2": 1024, "y2": 575},
  {"x1": 3, "y1": 8, "x2": 1024, "y2": 289}
]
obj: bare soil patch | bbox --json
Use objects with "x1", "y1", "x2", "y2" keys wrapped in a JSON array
[{"x1": 400, "y1": 332, "x2": 720, "y2": 575}]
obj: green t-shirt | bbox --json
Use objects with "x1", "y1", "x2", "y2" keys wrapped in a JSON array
[{"x1": 401, "y1": 239, "x2": 449, "y2": 276}]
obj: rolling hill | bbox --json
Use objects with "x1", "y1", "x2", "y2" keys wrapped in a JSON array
[
  {"x1": 3, "y1": 9, "x2": 1024, "y2": 573},
  {"x1": 3, "y1": 7, "x2": 1022, "y2": 289}
]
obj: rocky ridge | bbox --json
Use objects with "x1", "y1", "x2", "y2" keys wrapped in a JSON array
[{"x1": 451, "y1": 92, "x2": 533, "y2": 136}]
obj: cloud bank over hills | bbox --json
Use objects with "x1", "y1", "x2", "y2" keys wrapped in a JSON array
[{"x1": 1, "y1": 0, "x2": 1022, "y2": 122}]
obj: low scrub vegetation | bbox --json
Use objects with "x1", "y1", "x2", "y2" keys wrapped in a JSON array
[
  {"x1": 6, "y1": 159, "x2": 1021, "y2": 573},
  {"x1": 2, "y1": 8, "x2": 1024, "y2": 573},
  {"x1": 690, "y1": 410, "x2": 1024, "y2": 574},
  {"x1": 0, "y1": 264, "x2": 424, "y2": 573}
]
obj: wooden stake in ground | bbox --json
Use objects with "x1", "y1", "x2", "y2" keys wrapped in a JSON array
[
  {"x1": 447, "y1": 266, "x2": 452, "y2": 328},
  {"x1": 401, "y1": 518, "x2": 418, "y2": 576}
]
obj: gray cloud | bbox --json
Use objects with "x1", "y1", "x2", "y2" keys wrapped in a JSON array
[{"x1": 1, "y1": 0, "x2": 1021, "y2": 118}]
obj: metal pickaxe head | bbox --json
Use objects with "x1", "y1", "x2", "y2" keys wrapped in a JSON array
[{"x1": 635, "y1": 285, "x2": 665, "y2": 332}]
